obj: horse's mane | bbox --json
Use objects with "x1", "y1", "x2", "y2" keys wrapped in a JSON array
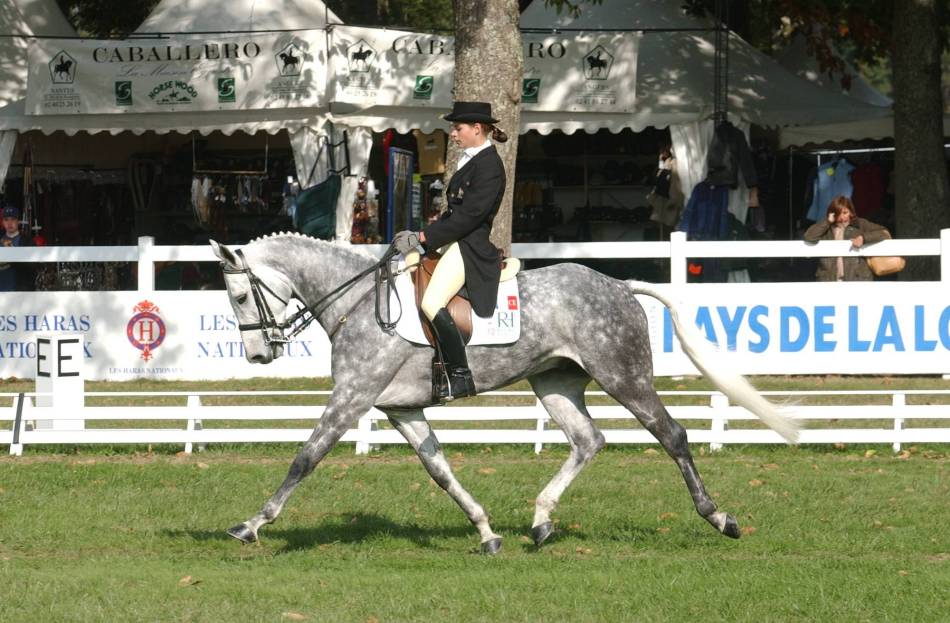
[{"x1": 248, "y1": 231, "x2": 380, "y2": 263}]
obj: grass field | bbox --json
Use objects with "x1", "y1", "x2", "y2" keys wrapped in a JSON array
[
  {"x1": 1, "y1": 376, "x2": 948, "y2": 621},
  {"x1": 1, "y1": 443, "x2": 948, "y2": 622}
]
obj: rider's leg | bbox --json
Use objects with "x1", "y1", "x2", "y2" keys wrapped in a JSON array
[{"x1": 421, "y1": 243, "x2": 475, "y2": 400}]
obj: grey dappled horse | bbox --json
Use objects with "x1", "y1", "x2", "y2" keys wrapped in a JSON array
[{"x1": 211, "y1": 233, "x2": 797, "y2": 554}]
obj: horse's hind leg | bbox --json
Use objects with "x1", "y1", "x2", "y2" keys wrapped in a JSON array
[
  {"x1": 527, "y1": 366, "x2": 605, "y2": 547},
  {"x1": 385, "y1": 409, "x2": 502, "y2": 554},
  {"x1": 600, "y1": 376, "x2": 740, "y2": 538}
]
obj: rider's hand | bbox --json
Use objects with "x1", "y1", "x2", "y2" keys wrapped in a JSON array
[
  {"x1": 827, "y1": 213, "x2": 836, "y2": 224},
  {"x1": 851, "y1": 234, "x2": 864, "y2": 249},
  {"x1": 393, "y1": 230, "x2": 422, "y2": 255}
]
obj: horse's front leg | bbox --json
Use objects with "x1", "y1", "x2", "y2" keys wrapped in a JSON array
[
  {"x1": 227, "y1": 385, "x2": 376, "y2": 544},
  {"x1": 385, "y1": 409, "x2": 502, "y2": 554}
]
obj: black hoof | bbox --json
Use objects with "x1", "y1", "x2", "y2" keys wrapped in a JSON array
[
  {"x1": 227, "y1": 523, "x2": 257, "y2": 544},
  {"x1": 531, "y1": 522, "x2": 554, "y2": 547},
  {"x1": 721, "y1": 514, "x2": 741, "y2": 539},
  {"x1": 481, "y1": 537, "x2": 502, "y2": 555}
]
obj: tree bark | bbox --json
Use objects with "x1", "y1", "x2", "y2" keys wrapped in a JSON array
[
  {"x1": 452, "y1": 0, "x2": 523, "y2": 254},
  {"x1": 892, "y1": 0, "x2": 950, "y2": 279}
]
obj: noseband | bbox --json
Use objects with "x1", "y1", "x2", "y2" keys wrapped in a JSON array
[{"x1": 221, "y1": 245, "x2": 402, "y2": 346}]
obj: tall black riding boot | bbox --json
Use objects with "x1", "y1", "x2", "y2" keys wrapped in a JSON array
[{"x1": 429, "y1": 308, "x2": 476, "y2": 402}]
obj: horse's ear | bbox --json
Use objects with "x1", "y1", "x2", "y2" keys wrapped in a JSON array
[{"x1": 210, "y1": 239, "x2": 239, "y2": 268}]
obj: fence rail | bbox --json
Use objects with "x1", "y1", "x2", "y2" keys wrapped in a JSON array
[
  {"x1": 4, "y1": 229, "x2": 949, "y2": 288},
  {"x1": 4, "y1": 390, "x2": 950, "y2": 457}
]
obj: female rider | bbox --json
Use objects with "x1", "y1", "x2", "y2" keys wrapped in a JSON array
[{"x1": 393, "y1": 101, "x2": 508, "y2": 401}]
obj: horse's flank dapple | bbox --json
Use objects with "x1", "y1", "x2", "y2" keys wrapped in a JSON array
[{"x1": 211, "y1": 233, "x2": 798, "y2": 554}]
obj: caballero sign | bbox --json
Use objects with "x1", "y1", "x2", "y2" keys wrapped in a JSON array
[{"x1": 26, "y1": 32, "x2": 327, "y2": 115}]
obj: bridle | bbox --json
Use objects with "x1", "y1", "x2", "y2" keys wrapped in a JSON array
[{"x1": 221, "y1": 245, "x2": 402, "y2": 346}]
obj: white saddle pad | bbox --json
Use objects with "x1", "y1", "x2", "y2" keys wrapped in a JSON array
[{"x1": 389, "y1": 264, "x2": 521, "y2": 346}]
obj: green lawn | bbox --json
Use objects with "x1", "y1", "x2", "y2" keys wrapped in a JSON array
[{"x1": 1, "y1": 444, "x2": 948, "y2": 622}]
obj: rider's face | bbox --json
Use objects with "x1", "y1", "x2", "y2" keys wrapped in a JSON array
[{"x1": 449, "y1": 122, "x2": 483, "y2": 149}]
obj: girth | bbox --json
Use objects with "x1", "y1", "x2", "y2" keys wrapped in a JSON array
[{"x1": 413, "y1": 252, "x2": 474, "y2": 346}]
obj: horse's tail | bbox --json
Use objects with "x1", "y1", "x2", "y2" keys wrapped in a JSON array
[{"x1": 628, "y1": 281, "x2": 799, "y2": 444}]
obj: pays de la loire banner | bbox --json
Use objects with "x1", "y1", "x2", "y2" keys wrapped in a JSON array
[
  {"x1": 639, "y1": 282, "x2": 950, "y2": 376},
  {"x1": 329, "y1": 25, "x2": 638, "y2": 113},
  {"x1": 26, "y1": 31, "x2": 327, "y2": 115}
]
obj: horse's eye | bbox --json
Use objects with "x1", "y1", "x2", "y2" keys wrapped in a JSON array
[{"x1": 236, "y1": 294, "x2": 248, "y2": 304}]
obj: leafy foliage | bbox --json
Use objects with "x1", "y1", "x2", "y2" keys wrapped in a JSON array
[{"x1": 56, "y1": 0, "x2": 158, "y2": 37}]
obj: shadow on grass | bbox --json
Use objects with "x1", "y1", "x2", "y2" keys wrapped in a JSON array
[{"x1": 167, "y1": 512, "x2": 538, "y2": 554}]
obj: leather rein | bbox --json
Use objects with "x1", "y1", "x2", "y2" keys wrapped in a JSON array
[{"x1": 221, "y1": 244, "x2": 403, "y2": 346}]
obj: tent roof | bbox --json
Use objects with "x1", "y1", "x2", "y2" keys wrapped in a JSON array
[
  {"x1": 134, "y1": 0, "x2": 340, "y2": 33},
  {"x1": 0, "y1": 0, "x2": 76, "y2": 110},
  {"x1": 519, "y1": 0, "x2": 891, "y2": 131}
]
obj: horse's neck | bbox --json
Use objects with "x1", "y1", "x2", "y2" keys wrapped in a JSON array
[{"x1": 254, "y1": 236, "x2": 376, "y2": 304}]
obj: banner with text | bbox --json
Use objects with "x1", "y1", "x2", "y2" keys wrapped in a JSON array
[
  {"x1": 328, "y1": 26, "x2": 638, "y2": 113},
  {"x1": 1, "y1": 283, "x2": 948, "y2": 380},
  {"x1": 26, "y1": 31, "x2": 327, "y2": 115}
]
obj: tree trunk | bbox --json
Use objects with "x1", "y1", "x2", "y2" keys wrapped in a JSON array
[
  {"x1": 452, "y1": 0, "x2": 523, "y2": 254},
  {"x1": 892, "y1": 0, "x2": 950, "y2": 279}
]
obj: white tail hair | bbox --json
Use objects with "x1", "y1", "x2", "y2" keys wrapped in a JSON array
[{"x1": 630, "y1": 281, "x2": 799, "y2": 444}]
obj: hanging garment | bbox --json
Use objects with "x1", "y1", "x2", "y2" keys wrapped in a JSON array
[
  {"x1": 850, "y1": 162, "x2": 885, "y2": 218},
  {"x1": 805, "y1": 158, "x2": 855, "y2": 222},
  {"x1": 705, "y1": 121, "x2": 758, "y2": 189},
  {"x1": 677, "y1": 182, "x2": 730, "y2": 241}
]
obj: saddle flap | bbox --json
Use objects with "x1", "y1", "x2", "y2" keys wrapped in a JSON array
[{"x1": 412, "y1": 252, "x2": 474, "y2": 346}]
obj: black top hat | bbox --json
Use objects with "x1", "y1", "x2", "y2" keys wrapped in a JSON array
[{"x1": 443, "y1": 101, "x2": 498, "y2": 124}]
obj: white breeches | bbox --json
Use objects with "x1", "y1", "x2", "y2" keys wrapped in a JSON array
[{"x1": 421, "y1": 242, "x2": 465, "y2": 321}]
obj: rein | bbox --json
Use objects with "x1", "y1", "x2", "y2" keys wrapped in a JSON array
[{"x1": 222, "y1": 244, "x2": 403, "y2": 345}]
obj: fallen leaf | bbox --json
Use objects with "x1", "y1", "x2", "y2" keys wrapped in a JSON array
[
  {"x1": 196, "y1": 462, "x2": 209, "y2": 470},
  {"x1": 740, "y1": 526, "x2": 757, "y2": 536},
  {"x1": 748, "y1": 479, "x2": 764, "y2": 487},
  {"x1": 409, "y1": 482, "x2": 421, "y2": 491},
  {"x1": 643, "y1": 448, "x2": 659, "y2": 455},
  {"x1": 658, "y1": 512, "x2": 677, "y2": 521},
  {"x1": 656, "y1": 527, "x2": 670, "y2": 534},
  {"x1": 762, "y1": 463, "x2": 780, "y2": 470},
  {"x1": 282, "y1": 613, "x2": 308, "y2": 621},
  {"x1": 834, "y1": 443, "x2": 846, "y2": 450},
  {"x1": 520, "y1": 535, "x2": 532, "y2": 543},
  {"x1": 864, "y1": 450, "x2": 877, "y2": 458},
  {"x1": 477, "y1": 467, "x2": 496, "y2": 475},
  {"x1": 575, "y1": 547, "x2": 592, "y2": 555},
  {"x1": 568, "y1": 522, "x2": 582, "y2": 530},
  {"x1": 178, "y1": 575, "x2": 201, "y2": 587},
  {"x1": 367, "y1": 617, "x2": 380, "y2": 623},
  {"x1": 897, "y1": 570, "x2": 909, "y2": 577},
  {"x1": 897, "y1": 451, "x2": 911, "y2": 460}
]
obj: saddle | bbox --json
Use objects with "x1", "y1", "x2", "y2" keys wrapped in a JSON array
[{"x1": 409, "y1": 251, "x2": 520, "y2": 346}]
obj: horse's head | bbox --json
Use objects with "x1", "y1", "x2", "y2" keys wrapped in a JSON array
[{"x1": 211, "y1": 240, "x2": 294, "y2": 364}]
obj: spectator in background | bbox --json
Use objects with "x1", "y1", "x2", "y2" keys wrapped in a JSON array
[
  {"x1": 804, "y1": 195, "x2": 887, "y2": 281},
  {"x1": 0, "y1": 205, "x2": 33, "y2": 291}
]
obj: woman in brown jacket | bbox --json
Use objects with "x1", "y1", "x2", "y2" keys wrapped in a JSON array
[{"x1": 804, "y1": 195, "x2": 888, "y2": 281}]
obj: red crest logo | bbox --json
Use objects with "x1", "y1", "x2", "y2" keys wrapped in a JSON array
[
  {"x1": 507, "y1": 295, "x2": 519, "y2": 310},
  {"x1": 127, "y1": 300, "x2": 166, "y2": 361}
]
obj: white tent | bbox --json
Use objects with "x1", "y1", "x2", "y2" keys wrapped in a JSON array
[{"x1": 136, "y1": 0, "x2": 341, "y2": 33}]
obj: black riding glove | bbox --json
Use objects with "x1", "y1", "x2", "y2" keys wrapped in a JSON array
[{"x1": 393, "y1": 230, "x2": 422, "y2": 255}]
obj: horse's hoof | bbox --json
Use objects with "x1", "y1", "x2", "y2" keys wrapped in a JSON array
[
  {"x1": 227, "y1": 523, "x2": 258, "y2": 544},
  {"x1": 721, "y1": 514, "x2": 741, "y2": 539},
  {"x1": 481, "y1": 537, "x2": 502, "y2": 555},
  {"x1": 531, "y1": 522, "x2": 554, "y2": 547}
]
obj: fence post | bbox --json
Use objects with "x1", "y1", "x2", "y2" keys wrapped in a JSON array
[
  {"x1": 669, "y1": 231, "x2": 688, "y2": 285},
  {"x1": 709, "y1": 393, "x2": 729, "y2": 451},
  {"x1": 185, "y1": 394, "x2": 203, "y2": 454},
  {"x1": 355, "y1": 412, "x2": 378, "y2": 455},
  {"x1": 892, "y1": 392, "x2": 906, "y2": 454},
  {"x1": 534, "y1": 398, "x2": 545, "y2": 455},
  {"x1": 9, "y1": 393, "x2": 28, "y2": 457},
  {"x1": 137, "y1": 236, "x2": 156, "y2": 292}
]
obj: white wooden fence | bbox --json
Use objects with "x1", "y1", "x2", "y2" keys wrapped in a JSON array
[
  {"x1": 4, "y1": 389, "x2": 949, "y2": 457},
  {"x1": 2, "y1": 229, "x2": 949, "y2": 287}
]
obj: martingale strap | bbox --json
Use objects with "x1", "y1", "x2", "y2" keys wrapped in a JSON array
[{"x1": 222, "y1": 244, "x2": 402, "y2": 345}]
